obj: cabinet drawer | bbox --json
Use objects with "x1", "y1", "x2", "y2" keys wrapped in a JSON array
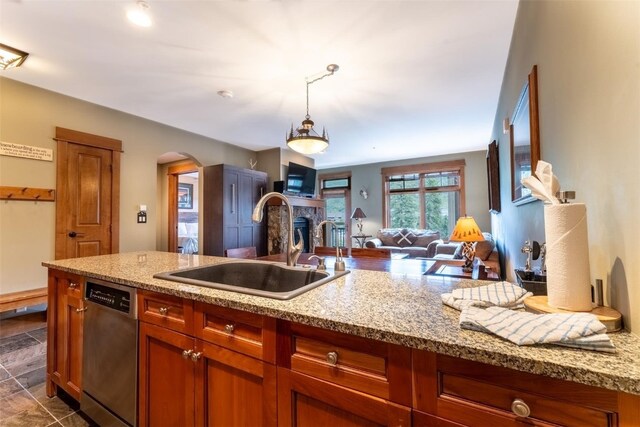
[
  {"x1": 281, "y1": 322, "x2": 411, "y2": 406},
  {"x1": 138, "y1": 290, "x2": 194, "y2": 334},
  {"x1": 194, "y1": 302, "x2": 276, "y2": 363},
  {"x1": 413, "y1": 351, "x2": 618, "y2": 427}
]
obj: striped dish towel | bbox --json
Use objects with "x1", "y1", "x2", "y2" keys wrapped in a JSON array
[
  {"x1": 442, "y1": 281, "x2": 533, "y2": 311},
  {"x1": 460, "y1": 306, "x2": 615, "y2": 353}
]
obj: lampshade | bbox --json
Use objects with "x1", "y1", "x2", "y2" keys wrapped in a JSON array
[
  {"x1": 449, "y1": 216, "x2": 485, "y2": 242},
  {"x1": 351, "y1": 208, "x2": 366, "y2": 220},
  {"x1": 0, "y1": 43, "x2": 29, "y2": 70}
]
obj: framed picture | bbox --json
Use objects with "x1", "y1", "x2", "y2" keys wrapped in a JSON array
[
  {"x1": 486, "y1": 140, "x2": 500, "y2": 213},
  {"x1": 177, "y1": 182, "x2": 193, "y2": 210},
  {"x1": 510, "y1": 65, "x2": 540, "y2": 205}
]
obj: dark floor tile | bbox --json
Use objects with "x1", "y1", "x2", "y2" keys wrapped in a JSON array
[
  {"x1": 58, "y1": 412, "x2": 92, "y2": 427},
  {"x1": 15, "y1": 366, "x2": 46, "y2": 390},
  {"x1": 0, "y1": 402, "x2": 57, "y2": 427},
  {"x1": 2, "y1": 343, "x2": 46, "y2": 377},
  {"x1": 39, "y1": 396, "x2": 76, "y2": 421},
  {"x1": 0, "y1": 366, "x2": 10, "y2": 381},
  {"x1": 0, "y1": 378, "x2": 24, "y2": 400},
  {"x1": 0, "y1": 389, "x2": 41, "y2": 419},
  {"x1": 0, "y1": 334, "x2": 39, "y2": 357},
  {"x1": 27, "y1": 328, "x2": 47, "y2": 344},
  {"x1": 27, "y1": 381, "x2": 47, "y2": 402}
]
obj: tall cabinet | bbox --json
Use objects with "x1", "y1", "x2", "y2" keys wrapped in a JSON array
[{"x1": 202, "y1": 164, "x2": 268, "y2": 257}]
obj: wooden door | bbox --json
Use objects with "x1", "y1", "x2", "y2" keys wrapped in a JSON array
[
  {"x1": 195, "y1": 340, "x2": 277, "y2": 426},
  {"x1": 46, "y1": 270, "x2": 84, "y2": 400},
  {"x1": 138, "y1": 322, "x2": 196, "y2": 427},
  {"x1": 167, "y1": 162, "x2": 199, "y2": 253},
  {"x1": 277, "y1": 368, "x2": 411, "y2": 427},
  {"x1": 223, "y1": 167, "x2": 241, "y2": 251},
  {"x1": 55, "y1": 127, "x2": 121, "y2": 260}
]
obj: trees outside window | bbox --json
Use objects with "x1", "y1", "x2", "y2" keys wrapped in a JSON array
[{"x1": 383, "y1": 160, "x2": 465, "y2": 237}]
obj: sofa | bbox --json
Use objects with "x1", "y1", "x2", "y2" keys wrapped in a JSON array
[
  {"x1": 431, "y1": 232, "x2": 501, "y2": 276},
  {"x1": 364, "y1": 228, "x2": 441, "y2": 258}
]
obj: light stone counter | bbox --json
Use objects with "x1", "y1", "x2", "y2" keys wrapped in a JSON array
[{"x1": 43, "y1": 251, "x2": 640, "y2": 396}]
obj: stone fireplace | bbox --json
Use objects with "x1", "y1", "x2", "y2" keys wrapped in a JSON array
[{"x1": 266, "y1": 198, "x2": 325, "y2": 255}]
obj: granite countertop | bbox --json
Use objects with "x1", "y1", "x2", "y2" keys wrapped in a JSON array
[{"x1": 42, "y1": 251, "x2": 640, "y2": 396}]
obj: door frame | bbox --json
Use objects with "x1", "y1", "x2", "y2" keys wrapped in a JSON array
[
  {"x1": 167, "y1": 162, "x2": 198, "y2": 253},
  {"x1": 54, "y1": 127, "x2": 122, "y2": 259},
  {"x1": 318, "y1": 172, "x2": 352, "y2": 250}
]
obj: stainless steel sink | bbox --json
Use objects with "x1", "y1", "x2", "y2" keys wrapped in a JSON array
[{"x1": 153, "y1": 261, "x2": 350, "y2": 300}]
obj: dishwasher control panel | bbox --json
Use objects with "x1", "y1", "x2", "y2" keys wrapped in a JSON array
[{"x1": 86, "y1": 281, "x2": 135, "y2": 315}]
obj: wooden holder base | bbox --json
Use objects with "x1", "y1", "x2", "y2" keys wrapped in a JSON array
[{"x1": 523, "y1": 295, "x2": 622, "y2": 332}]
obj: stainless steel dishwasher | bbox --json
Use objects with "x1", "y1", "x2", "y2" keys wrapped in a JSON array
[{"x1": 81, "y1": 279, "x2": 137, "y2": 427}]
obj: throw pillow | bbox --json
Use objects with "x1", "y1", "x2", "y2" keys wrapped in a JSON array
[
  {"x1": 394, "y1": 228, "x2": 418, "y2": 247},
  {"x1": 413, "y1": 231, "x2": 440, "y2": 247},
  {"x1": 378, "y1": 229, "x2": 398, "y2": 246},
  {"x1": 453, "y1": 243, "x2": 464, "y2": 259},
  {"x1": 474, "y1": 233, "x2": 496, "y2": 260}
]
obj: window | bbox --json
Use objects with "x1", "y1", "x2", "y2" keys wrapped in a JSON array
[{"x1": 382, "y1": 160, "x2": 465, "y2": 238}]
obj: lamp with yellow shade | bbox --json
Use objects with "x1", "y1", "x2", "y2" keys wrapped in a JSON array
[{"x1": 450, "y1": 216, "x2": 485, "y2": 272}]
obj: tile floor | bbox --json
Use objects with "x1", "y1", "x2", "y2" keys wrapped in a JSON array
[{"x1": 0, "y1": 313, "x2": 92, "y2": 426}]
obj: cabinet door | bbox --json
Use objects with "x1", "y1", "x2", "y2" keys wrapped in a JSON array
[
  {"x1": 139, "y1": 322, "x2": 196, "y2": 427},
  {"x1": 277, "y1": 368, "x2": 411, "y2": 427},
  {"x1": 195, "y1": 340, "x2": 276, "y2": 427},
  {"x1": 47, "y1": 270, "x2": 84, "y2": 400}
]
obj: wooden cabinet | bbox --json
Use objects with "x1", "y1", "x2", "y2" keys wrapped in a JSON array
[
  {"x1": 46, "y1": 269, "x2": 85, "y2": 400},
  {"x1": 411, "y1": 350, "x2": 639, "y2": 427},
  {"x1": 278, "y1": 321, "x2": 412, "y2": 426},
  {"x1": 202, "y1": 164, "x2": 268, "y2": 257},
  {"x1": 138, "y1": 292, "x2": 277, "y2": 427}
]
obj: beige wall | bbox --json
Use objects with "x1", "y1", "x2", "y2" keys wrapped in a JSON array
[
  {"x1": 491, "y1": 1, "x2": 639, "y2": 333},
  {"x1": 319, "y1": 150, "x2": 490, "y2": 238},
  {"x1": 0, "y1": 78, "x2": 260, "y2": 295}
]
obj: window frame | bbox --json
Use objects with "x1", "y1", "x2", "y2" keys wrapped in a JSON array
[{"x1": 381, "y1": 160, "x2": 466, "y2": 230}]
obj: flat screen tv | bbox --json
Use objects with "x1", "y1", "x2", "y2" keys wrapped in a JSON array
[{"x1": 286, "y1": 162, "x2": 317, "y2": 197}]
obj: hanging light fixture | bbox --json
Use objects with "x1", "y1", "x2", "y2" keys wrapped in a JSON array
[
  {"x1": 286, "y1": 64, "x2": 339, "y2": 155},
  {"x1": 0, "y1": 43, "x2": 29, "y2": 70}
]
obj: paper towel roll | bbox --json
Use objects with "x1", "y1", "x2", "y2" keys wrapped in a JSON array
[{"x1": 544, "y1": 203, "x2": 592, "y2": 311}]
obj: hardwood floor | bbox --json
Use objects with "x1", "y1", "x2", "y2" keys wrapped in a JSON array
[{"x1": 0, "y1": 310, "x2": 92, "y2": 426}]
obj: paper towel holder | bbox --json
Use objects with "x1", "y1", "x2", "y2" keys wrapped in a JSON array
[{"x1": 556, "y1": 190, "x2": 575, "y2": 204}]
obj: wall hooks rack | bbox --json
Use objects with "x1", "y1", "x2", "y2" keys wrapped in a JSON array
[{"x1": 0, "y1": 186, "x2": 55, "y2": 202}]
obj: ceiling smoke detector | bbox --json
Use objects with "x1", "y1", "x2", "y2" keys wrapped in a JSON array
[{"x1": 217, "y1": 90, "x2": 234, "y2": 99}]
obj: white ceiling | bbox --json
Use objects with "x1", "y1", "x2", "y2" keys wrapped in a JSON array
[{"x1": 1, "y1": 0, "x2": 518, "y2": 169}]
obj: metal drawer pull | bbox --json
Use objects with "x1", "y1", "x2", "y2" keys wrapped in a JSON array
[
  {"x1": 182, "y1": 349, "x2": 193, "y2": 359},
  {"x1": 326, "y1": 351, "x2": 338, "y2": 366},
  {"x1": 158, "y1": 307, "x2": 169, "y2": 316},
  {"x1": 76, "y1": 307, "x2": 88, "y2": 313},
  {"x1": 224, "y1": 324, "x2": 235, "y2": 334},
  {"x1": 69, "y1": 282, "x2": 78, "y2": 289},
  {"x1": 191, "y1": 352, "x2": 202, "y2": 361},
  {"x1": 511, "y1": 398, "x2": 531, "y2": 418}
]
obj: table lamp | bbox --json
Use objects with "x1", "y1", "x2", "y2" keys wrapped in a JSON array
[
  {"x1": 450, "y1": 216, "x2": 485, "y2": 272},
  {"x1": 351, "y1": 208, "x2": 366, "y2": 236}
]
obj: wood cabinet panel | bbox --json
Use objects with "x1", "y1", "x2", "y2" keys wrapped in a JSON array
[
  {"x1": 138, "y1": 322, "x2": 195, "y2": 427},
  {"x1": 47, "y1": 270, "x2": 84, "y2": 400},
  {"x1": 195, "y1": 340, "x2": 277, "y2": 427},
  {"x1": 280, "y1": 322, "x2": 412, "y2": 406},
  {"x1": 203, "y1": 164, "x2": 268, "y2": 257},
  {"x1": 194, "y1": 302, "x2": 276, "y2": 363},
  {"x1": 138, "y1": 289, "x2": 194, "y2": 334},
  {"x1": 277, "y1": 368, "x2": 411, "y2": 427},
  {"x1": 412, "y1": 350, "x2": 620, "y2": 427}
]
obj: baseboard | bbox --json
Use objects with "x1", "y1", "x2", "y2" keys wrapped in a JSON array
[{"x1": 0, "y1": 287, "x2": 48, "y2": 313}]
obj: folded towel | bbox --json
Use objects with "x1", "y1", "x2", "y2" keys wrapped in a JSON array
[
  {"x1": 460, "y1": 306, "x2": 615, "y2": 353},
  {"x1": 442, "y1": 281, "x2": 533, "y2": 311}
]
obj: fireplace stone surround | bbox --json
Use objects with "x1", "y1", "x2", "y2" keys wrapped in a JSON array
[{"x1": 266, "y1": 199, "x2": 325, "y2": 255}]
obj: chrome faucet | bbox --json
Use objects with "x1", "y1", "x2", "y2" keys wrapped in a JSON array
[
  {"x1": 521, "y1": 240, "x2": 533, "y2": 272},
  {"x1": 315, "y1": 220, "x2": 337, "y2": 248},
  {"x1": 252, "y1": 192, "x2": 303, "y2": 267}
]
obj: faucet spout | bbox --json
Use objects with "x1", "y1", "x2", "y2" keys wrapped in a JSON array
[{"x1": 253, "y1": 192, "x2": 303, "y2": 267}]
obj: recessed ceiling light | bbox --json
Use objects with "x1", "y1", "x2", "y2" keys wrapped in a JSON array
[
  {"x1": 127, "y1": 0, "x2": 152, "y2": 27},
  {"x1": 217, "y1": 90, "x2": 233, "y2": 99}
]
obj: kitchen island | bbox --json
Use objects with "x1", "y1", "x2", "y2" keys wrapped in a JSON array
[{"x1": 43, "y1": 251, "x2": 640, "y2": 426}]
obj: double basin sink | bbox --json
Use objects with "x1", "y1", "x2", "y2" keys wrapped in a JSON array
[{"x1": 154, "y1": 261, "x2": 350, "y2": 300}]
